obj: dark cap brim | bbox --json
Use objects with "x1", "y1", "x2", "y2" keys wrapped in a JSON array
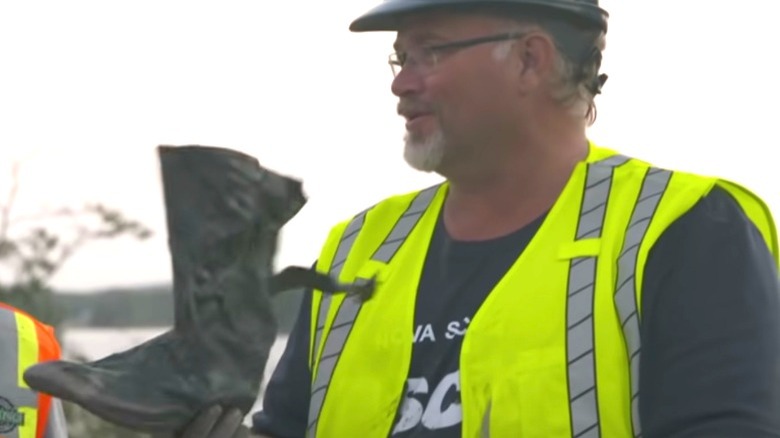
[{"x1": 349, "y1": 0, "x2": 608, "y2": 32}]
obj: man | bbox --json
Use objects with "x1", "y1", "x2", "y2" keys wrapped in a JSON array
[
  {"x1": 211, "y1": 0, "x2": 780, "y2": 436},
  {"x1": 0, "y1": 302, "x2": 69, "y2": 438}
]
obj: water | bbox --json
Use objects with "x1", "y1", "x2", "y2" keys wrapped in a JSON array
[{"x1": 61, "y1": 327, "x2": 290, "y2": 422}]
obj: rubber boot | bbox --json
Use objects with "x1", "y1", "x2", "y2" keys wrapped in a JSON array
[{"x1": 22, "y1": 145, "x2": 372, "y2": 434}]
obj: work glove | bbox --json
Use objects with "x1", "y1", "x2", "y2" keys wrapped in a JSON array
[
  {"x1": 22, "y1": 146, "x2": 373, "y2": 435},
  {"x1": 149, "y1": 405, "x2": 248, "y2": 438}
]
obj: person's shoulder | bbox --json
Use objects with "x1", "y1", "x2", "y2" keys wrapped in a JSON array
[
  {"x1": 656, "y1": 181, "x2": 775, "y2": 264},
  {"x1": 601, "y1": 145, "x2": 776, "y2": 251},
  {"x1": 0, "y1": 304, "x2": 61, "y2": 351},
  {"x1": 615, "y1": 148, "x2": 772, "y2": 219},
  {"x1": 682, "y1": 184, "x2": 751, "y2": 224},
  {"x1": 0, "y1": 303, "x2": 47, "y2": 331},
  {"x1": 647, "y1": 160, "x2": 774, "y2": 241}
]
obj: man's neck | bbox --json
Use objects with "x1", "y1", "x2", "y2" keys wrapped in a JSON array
[{"x1": 442, "y1": 137, "x2": 588, "y2": 242}]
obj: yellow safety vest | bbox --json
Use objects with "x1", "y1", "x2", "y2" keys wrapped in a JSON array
[
  {"x1": 305, "y1": 143, "x2": 778, "y2": 437},
  {"x1": 0, "y1": 303, "x2": 65, "y2": 438}
]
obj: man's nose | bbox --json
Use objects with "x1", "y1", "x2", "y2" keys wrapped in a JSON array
[{"x1": 391, "y1": 64, "x2": 425, "y2": 98}]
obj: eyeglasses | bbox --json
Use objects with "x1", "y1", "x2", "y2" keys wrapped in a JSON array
[{"x1": 388, "y1": 32, "x2": 526, "y2": 77}]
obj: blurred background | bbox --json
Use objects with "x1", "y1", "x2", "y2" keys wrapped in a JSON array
[{"x1": 1, "y1": 0, "x2": 777, "y2": 436}]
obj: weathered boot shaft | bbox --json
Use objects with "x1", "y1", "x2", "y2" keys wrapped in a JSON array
[
  {"x1": 22, "y1": 145, "x2": 310, "y2": 434},
  {"x1": 158, "y1": 146, "x2": 305, "y2": 339}
]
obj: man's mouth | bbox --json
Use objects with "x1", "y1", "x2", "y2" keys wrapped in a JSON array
[{"x1": 402, "y1": 111, "x2": 432, "y2": 122}]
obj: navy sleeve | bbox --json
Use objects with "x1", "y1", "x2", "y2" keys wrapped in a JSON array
[
  {"x1": 251, "y1": 288, "x2": 312, "y2": 437},
  {"x1": 640, "y1": 185, "x2": 780, "y2": 437}
]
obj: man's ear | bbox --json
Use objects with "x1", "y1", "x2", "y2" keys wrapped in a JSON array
[{"x1": 515, "y1": 33, "x2": 558, "y2": 94}]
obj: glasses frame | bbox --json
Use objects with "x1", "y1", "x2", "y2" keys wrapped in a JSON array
[{"x1": 388, "y1": 31, "x2": 526, "y2": 77}]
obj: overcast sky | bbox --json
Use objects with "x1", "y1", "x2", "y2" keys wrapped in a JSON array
[{"x1": 1, "y1": 0, "x2": 777, "y2": 292}]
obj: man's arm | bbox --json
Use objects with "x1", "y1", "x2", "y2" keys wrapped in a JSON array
[
  {"x1": 250, "y1": 288, "x2": 313, "y2": 438},
  {"x1": 640, "y1": 185, "x2": 780, "y2": 437}
]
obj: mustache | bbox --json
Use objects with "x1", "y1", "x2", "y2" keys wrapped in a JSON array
[{"x1": 397, "y1": 100, "x2": 434, "y2": 115}]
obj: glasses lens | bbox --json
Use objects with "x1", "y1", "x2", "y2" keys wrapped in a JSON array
[{"x1": 389, "y1": 53, "x2": 402, "y2": 76}]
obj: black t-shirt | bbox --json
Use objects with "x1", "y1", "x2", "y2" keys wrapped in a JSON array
[
  {"x1": 252, "y1": 186, "x2": 780, "y2": 438},
  {"x1": 391, "y1": 206, "x2": 544, "y2": 436}
]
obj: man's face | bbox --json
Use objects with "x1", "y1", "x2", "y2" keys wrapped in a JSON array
[{"x1": 390, "y1": 11, "x2": 523, "y2": 174}]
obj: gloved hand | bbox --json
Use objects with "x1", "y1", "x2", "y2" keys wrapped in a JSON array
[{"x1": 171, "y1": 405, "x2": 250, "y2": 438}]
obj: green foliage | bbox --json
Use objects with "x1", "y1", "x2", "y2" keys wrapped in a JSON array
[{"x1": 0, "y1": 161, "x2": 152, "y2": 326}]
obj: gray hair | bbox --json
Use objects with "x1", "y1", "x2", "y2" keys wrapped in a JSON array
[
  {"x1": 549, "y1": 30, "x2": 606, "y2": 125},
  {"x1": 505, "y1": 18, "x2": 607, "y2": 125}
]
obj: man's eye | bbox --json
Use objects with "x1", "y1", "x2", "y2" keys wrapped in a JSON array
[{"x1": 421, "y1": 47, "x2": 439, "y2": 59}]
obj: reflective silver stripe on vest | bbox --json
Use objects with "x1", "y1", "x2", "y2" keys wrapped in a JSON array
[
  {"x1": 615, "y1": 167, "x2": 672, "y2": 438},
  {"x1": 311, "y1": 208, "x2": 369, "y2": 370},
  {"x1": 371, "y1": 186, "x2": 438, "y2": 262},
  {"x1": 567, "y1": 154, "x2": 629, "y2": 438},
  {"x1": 481, "y1": 401, "x2": 491, "y2": 438},
  {"x1": 0, "y1": 307, "x2": 38, "y2": 438},
  {"x1": 307, "y1": 185, "x2": 441, "y2": 437},
  {"x1": 44, "y1": 399, "x2": 69, "y2": 438}
]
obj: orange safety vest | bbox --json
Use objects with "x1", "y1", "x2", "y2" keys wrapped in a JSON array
[{"x1": 0, "y1": 302, "x2": 63, "y2": 438}]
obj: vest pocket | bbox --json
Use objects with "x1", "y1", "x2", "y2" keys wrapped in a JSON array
[{"x1": 486, "y1": 348, "x2": 571, "y2": 437}]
